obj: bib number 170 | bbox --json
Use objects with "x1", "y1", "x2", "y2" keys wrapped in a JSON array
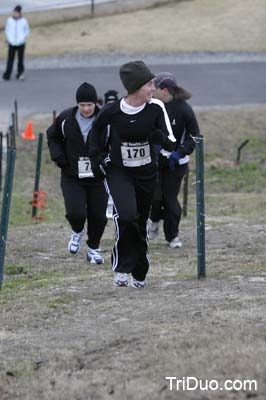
[{"x1": 126, "y1": 147, "x2": 146, "y2": 158}]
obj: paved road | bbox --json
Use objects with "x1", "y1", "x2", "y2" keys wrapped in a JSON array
[{"x1": 1, "y1": 61, "x2": 266, "y2": 118}]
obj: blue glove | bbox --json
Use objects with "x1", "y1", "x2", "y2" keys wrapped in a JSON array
[
  {"x1": 169, "y1": 151, "x2": 180, "y2": 170},
  {"x1": 155, "y1": 144, "x2": 162, "y2": 154}
]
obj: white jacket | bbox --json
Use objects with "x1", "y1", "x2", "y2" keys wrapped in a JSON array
[{"x1": 5, "y1": 17, "x2": 30, "y2": 46}]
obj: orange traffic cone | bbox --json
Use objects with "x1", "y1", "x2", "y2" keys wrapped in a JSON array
[{"x1": 21, "y1": 121, "x2": 36, "y2": 140}]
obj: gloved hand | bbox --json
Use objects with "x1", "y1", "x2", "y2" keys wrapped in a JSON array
[
  {"x1": 155, "y1": 144, "x2": 162, "y2": 154},
  {"x1": 150, "y1": 129, "x2": 176, "y2": 152},
  {"x1": 55, "y1": 155, "x2": 68, "y2": 169},
  {"x1": 169, "y1": 151, "x2": 180, "y2": 170},
  {"x1": 90, "y1": 156, "x2": 107, "y2": 180}
]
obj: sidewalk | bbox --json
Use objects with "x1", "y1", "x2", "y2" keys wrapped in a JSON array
[{"x1": 23, "y1": 51, "x2": 266, "y2": 70}]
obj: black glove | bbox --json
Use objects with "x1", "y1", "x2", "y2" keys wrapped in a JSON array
[
  {"x1": 151, "y1": 129, "x2": 176, "y2": 152},
  {"x1": 162, "y1": 137, "x2": 176, "y2": 152},
  {"x1": 54, "y1": 155, "x2": 68, "y2": 169},
  {"x1": 90, "y1": 156, "x2": 107, "y2": 180}
]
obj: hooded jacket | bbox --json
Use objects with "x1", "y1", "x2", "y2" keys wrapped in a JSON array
[
  {"x1": 47, "y1": 106, "x2": 105, "y2": 181},
  {"x1": 159, "y1": 89, "x2": 200, "y2": 167},
  {"x1": 5, "y1": 16, "x2": 30, "y2": 46}
]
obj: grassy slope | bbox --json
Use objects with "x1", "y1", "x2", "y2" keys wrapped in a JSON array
[
  {"x1": 0, "y1": 0, "x2": 266, "y2": 59},
  {"x1": 5, "y1": 105, "x2": 266, "y2": 227}
]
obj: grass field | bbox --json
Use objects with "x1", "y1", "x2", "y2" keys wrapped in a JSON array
[
  {"x1": 0, "y1": 0, "x2": 266, "y2": 58},
  {"x1": 0, "y1": 106, "x2": 265, "y2": 399}
]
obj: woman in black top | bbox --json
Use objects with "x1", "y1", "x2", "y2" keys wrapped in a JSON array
[
  {"x1": 47, "y1": 82, "x2": 108, "y2": 264},
  {"x1": 89, "y1": 61, "x2": 176, "y2": 288},
  {"x1": 149, "y1": 72, "x2": 200, "y2": 248}
]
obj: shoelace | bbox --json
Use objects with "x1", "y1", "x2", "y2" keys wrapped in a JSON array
[
  {"x1": 72, "y1": 233, "x2": 83, "y2": 243},
  {"x1": 88, "y1": 248, "x2": 102, "y2": 260},
  {"x1": 117, "y1": 273, "x2": 128, "y2": 281}
]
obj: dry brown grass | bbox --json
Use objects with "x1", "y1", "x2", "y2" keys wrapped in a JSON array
[
  {"x1": 0, "y1": 0, "x2": 265, "y2": 59},
  {"x1": 1, "y1": 94, "x2": 266, "y2": 400}
]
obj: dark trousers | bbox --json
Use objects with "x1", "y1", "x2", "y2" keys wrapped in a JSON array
[
  {"x1": 61, "y1": 174, "x2": 108, "y2": 249},
  {"x1": 150, "y1": 163, "x2": 188, "y2": 242},
  {"x1": 106, "y1": 165, "x2": 156, "y2": 281},
  {"x1": 3, "y1": 44, "x2": 25, "y2": 80}
]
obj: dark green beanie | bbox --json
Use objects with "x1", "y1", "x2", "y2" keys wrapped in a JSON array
[{"x1": 119, "y1": 61, "x2": 155, "y2": 94}]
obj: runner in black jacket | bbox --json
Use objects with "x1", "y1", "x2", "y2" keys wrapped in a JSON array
[
  {"x1": 149, "y1": 72, "x2": 200, "y2": 248},
  {"x1": 47, "y1": 82, "x2": 108, "y2": 264},
  {"x1": 89, "y1": 61, "x2": 176, "y2": 288}
]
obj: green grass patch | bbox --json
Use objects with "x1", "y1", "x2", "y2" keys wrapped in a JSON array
[
  {"x1": 47, "y1": 295, "x2": 75, "y2": 309},
  {"x1": 206, "y1": 161, "x2": 266, "y2": 193},
  {"x1": 2, "y1": 272, "x2": 66, "y2": 292},
  {"x1": 4, "y1": 265, "x2": 26, "y2": 275}
]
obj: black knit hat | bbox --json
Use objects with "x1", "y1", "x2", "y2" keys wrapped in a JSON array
[
  {"x1": 119, "y1": 61, "x2": 155, "y2": 94},
  {"x1": 76, "y1": 82, "x2": 97, "y2": 103},
  {"x1": 14, "y1": 5, "x2": 22, "y2": 13},
  {"x1": 104, "y1": 90, "x2": 119, "y2": 104}
]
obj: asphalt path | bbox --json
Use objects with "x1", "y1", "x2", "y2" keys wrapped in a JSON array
[{"x1": 1, "y1": 61, "x2": 266, "y2": 117}]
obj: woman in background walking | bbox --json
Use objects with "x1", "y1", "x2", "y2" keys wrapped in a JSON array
[{"x1": 149, "y1": 72, "x2": 200, "y2": 248}]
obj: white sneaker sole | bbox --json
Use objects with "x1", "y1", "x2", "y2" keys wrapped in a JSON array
[
  {"x1": 113, "y1": 280, "x2": 129, "y2": 287},
  {"x1": 169, "y1": 242, "x2": 182, "y2": 249},
  {"x1": 87, "y1": 257, "x2": 104, "y2": 264}
]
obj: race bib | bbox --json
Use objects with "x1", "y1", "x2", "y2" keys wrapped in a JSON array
[
  {"x1": 121, "y1": 141, "x2": 151, "y2": 167},
  {"x1": 78, "y1": 157, "x2": 94, "y2": 178}
]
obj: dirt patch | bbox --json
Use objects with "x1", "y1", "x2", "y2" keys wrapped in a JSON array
[
  {"x1": 0, "y1": 105, "x2": 265, "y2": 399},
  {"x1": 1, "y1": 215, "x2": 266, "y2": 399}
]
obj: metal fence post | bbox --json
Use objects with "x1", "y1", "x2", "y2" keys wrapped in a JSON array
[
  {"x1": 182, "y1": 166, "x2": 189, "y2": 217},
  {"x1": 14, "y1": 99, "x2": 18, "y2": 136},
  {"x1": 0, "y1": 132, "x2": 2, "y2": 192},
  {"x1": 91, "y1": 0, "x2": 95, "y2": 16},
  {"x1": 195, "y1": 135, "x2": 206, "y2": 278},
  {"x1": 0, "y1": 146, "x2": 16, "y2": 289},
  {"x1": 32, "y1": 133, "x2": 43, "y2": 219},
  {"x1": 11, "y1": 113, "x2": 16, "y2": 148}
]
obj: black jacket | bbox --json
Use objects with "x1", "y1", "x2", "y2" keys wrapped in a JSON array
[
  {"x1": 89, "y1": 99, "x2": 176, "y2": 178},
  {"x1": 47, "y1": 106, "x2": 105, "y2": 181},
  {"x1": 159, "y1": 98, "x2": 200, "y2": 168}
]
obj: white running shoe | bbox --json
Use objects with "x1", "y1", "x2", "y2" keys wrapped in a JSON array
[
  {"x1": 148, "y1": 220, "x2": 159, "y2": 240},
  {"x1": 169, "y1": 236, "x2": 182, "y2": 248},
  {"x1": 87, "y1": 247, "x2": 104, "y2": 264},
  {"x1": 67, "y1": 229, "x2": 84, "y2": 254},
  {"x1": 17, "y1": 73, "x2": 25, "y2": 81},
  {"x1": 131, "y1": 277, "x2": 147, "y2": 289},
  {"x1": 113, "y1": 273, "x2": 129, "y2": 287}
]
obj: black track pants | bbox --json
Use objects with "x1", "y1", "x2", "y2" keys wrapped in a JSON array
[
  {"x1": 105, "y1": 165, "x2": 156, "y2": 281},
  {"x1": 61, "y1": 174, "x2": 108, "y2": 249},
  {"x1": 3, "y1": 44, "x2": 25, "y2": 79},
  {"x1": 150, "y1": 164, "x2": 188, "y2": 242}
]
